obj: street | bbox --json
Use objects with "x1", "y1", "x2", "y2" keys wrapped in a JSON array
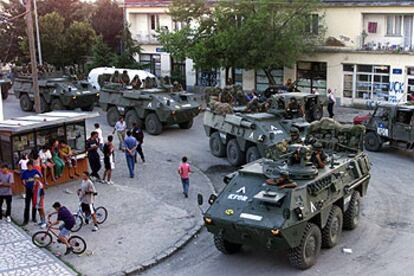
[{"x1": 3, "y1": 95, "x2": 414, "y2": 276}]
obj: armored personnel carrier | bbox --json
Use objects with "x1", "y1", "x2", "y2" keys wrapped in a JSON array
[
  {"x1": 204, "y1": 104, "x2": 309, "y2": 166},
  {"x1": 99, "y1": 83, "x2": 201, "y2": 135},
  {"x1": 199, "y1": 118, "x2": 370, "y2": 269},
  {"x1": 13, "y1": 75, "x2": 99, "y2": 113}
]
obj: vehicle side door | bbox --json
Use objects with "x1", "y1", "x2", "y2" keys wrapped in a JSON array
[
  {"x1": 393, "y1": 108, "x2": 413, "y2": 142},
  {"x1": 370, "y1": 107, "x2": 391, "y2": 139}
]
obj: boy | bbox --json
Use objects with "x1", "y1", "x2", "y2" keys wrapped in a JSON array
[
  {"x1": 48, "y1": 202, "x2": 75, "y2": 255},
  {"x1": 0, "y1": 164, "x2": 14, "y2": 222},
  {"x1": 32, "y1": 174, "x2": 46, "y2": 228},
  {"x1": 78, "y1": 172, "x2": 99, "y2": 231},
  {"x1": 178, "y1": 156, "x2": 192, "y2": 198}
]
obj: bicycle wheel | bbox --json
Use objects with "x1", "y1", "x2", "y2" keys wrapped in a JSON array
[
  {"x1": 69, "y1": 235, "x2": 87, "y2": 255},
  {"x1": 95, "y1": 206, "x2": 108, "y2": 225},
  {"x1": 71, "y1": 214, "x2": 84, "y2": 232},
  {"x1": 32, "y1": 231, "x2": 53, "y2": 248}
]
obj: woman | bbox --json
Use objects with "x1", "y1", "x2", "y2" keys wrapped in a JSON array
[
  {"x1": 39, "y1": 146, "x2": 56, "y2": 183},
  {"x1": 51, "y1": 140, "x2": 65, "y2": 179}
]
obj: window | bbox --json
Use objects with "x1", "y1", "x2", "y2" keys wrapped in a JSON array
[
  {"x1": 173, "y1": 21, "x2": 187, "y2": 31},
  {"x1": 387, "y1": 15, "x2": 402, "y2": 36},
  {"x1": 234, "y1": 68, "x2": 243, "y2": 87},
  {"x1": 196, "y1": 69, "x2": 220, "y2": 87},
  {"x1": 343, "y1": 64, "x2": 355, "y2": 98},
  {"x1": 297, "y1": 62, "x2": 327, "y2": 94},
  {"x1": 140, "y1": 54, "x2": 161, "y2": 77},
  {"x1": 255, "y1": 69, "x2": 283, "y2": 92},
  {"x1": 305, "y1": 14, "x2": 319, "y2": 35},
  {"x1": 149, "y1": 14, "x2": 160, "y2": 31}
]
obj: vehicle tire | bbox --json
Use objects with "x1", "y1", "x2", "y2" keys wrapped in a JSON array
[
  {"x1": 322, "y1": 205, "x2": 343, "y2": 249},
  {"x1": 125, "y1": 110, "x2": 143, "y2": 129},
  {"x1": 107, "y1": 106, "x2": 120, "y2": 127},
  {"x1": 226, "y1": 139, "x2": 245, "y2": 166},
  {"x1": 214, "y1": 232, "x2": 242, "y2": 254},
  {"x1": 69, "y1": 235, "x2": 87, "y2": 255},
  {"x1": 245, "y1": 146, "x2": 261, "y2": 163},
  {"x1": 20, "y1": 94, "x2": 34, "y2": 112},
  {"x1": 95, "y1": 206, "x2": 108, "y2": 225},
  {"x1": 343, "y1": 191, "x2": 361, "y2": 230},
  {"x1": 71, "y1": 214, "x2": 84, "y2": 233},
  {"x1": 364, "y1": 132, "x2": 382, "y2": 152},
  {"x1": 50, "y1": 98, "x2": 64, "y2": 110},
  {"x1": 40, "y1": 96, "x2": 50, "y2": 113},
  {"x1": 32, "y1": 231, "x2": 53, "y2": 248},
  {"x1": 178, "y1": 119, "x2": 194, "y2": 129},
  {"x1": 81, "y1": 105, "x2": 94, "y2": 112},
  {"x1": 288, "y1": 223, "x2": 322, "y2": 270},
  {"x1": 209, "y1": 132, "x2": 226, "y2": 157},
  {"x1": 145, "y1": 113, "x2": 163, "y2": 135}
]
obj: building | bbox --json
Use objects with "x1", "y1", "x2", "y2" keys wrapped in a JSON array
[{"x1": 125, "y1": 0, "x2": 414, "y2": 106}]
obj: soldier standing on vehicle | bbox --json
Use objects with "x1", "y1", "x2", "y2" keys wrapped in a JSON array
[
  {"x1": 310, "y1": 142, "x2": 328, "y2": 169},
  {"x1": 285, "y1": 79, "x2": 295, "y2": 92},
  {"x1": 132, "y1": 123, "x2": 145, "y2": 163},
  {"x1": 121, "y1": 70, "x2": 130, "y2": 86},
  {"x1": 327, "y1": 89, "x2": 336, "y2": 118},
  {"x1": 113, "y1": 116, "x2": 127, "y2": 150}
]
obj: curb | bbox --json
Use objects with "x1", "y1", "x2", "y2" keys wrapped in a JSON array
[{"x1": 121, "y1": 154, "x2": 216, "y2": 275}]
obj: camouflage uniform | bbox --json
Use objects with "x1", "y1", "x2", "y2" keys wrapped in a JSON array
[
  {"x1": 288, "y1": 127, "x2": 302, "y2": 145},
  {"x1": 121, "y1": 71, "x2": 130, "y2": 85},
  {"x1": 110, "y1": 72, "x2": 122, "y2": 84},
  {"x1": 219, "y1": 88, "x2": 233, "y2": 104}
]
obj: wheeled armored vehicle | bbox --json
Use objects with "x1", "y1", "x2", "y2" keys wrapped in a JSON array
[
  {"x1": 13, "y1": 75, "x2": 99, "y2": 113},
  {"x1": 360, "y1": 103, "x2": 414, "y2": 152},
  {"x1": 199, "y1": 118, "x2": 370, "y2": 269}
]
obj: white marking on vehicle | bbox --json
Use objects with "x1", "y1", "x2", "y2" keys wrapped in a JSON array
[
  {"x1": 249, "y1": 132, "x2": 254, "y2": 139},
  {"x1": 148, "y1": 102, "x2": 152, "y2": 108},
  {"x1": 236, "y1": 186, "x2": 246, "y2": 194},
  {"x1": 310, "y1": 202, "x2": 317, "y2": 213},
  {"x1": 240, "y1": 213, "x2": 263, "y2": 221},
  {"x1": 182, "y1": 104, "x2": 191, "y2": 108},
  {"x1": 270, "y1": 125, "x2": 284, "y2": 135},
  {"x1": 227, "y1": 194, "x2": 248, "y2": 201}
]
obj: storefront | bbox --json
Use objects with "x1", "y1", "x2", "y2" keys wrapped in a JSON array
[
  {"x1": 255, "y1": 68, "x2": 284, "y2": 92},
  {"x1": 0, "y1": 111, "x2": 97, "y2": 194},
  {"x1": 196, "y1": 69, "x2": 221, "y2": 87},
  {"x1": 407, "y1": 67, "x2": 414, "y2": 101},
  {"x1": 296, "y1": 61, "x2": 327, "y2": 94}
]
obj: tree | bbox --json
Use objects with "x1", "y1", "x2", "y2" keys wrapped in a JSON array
[
  {"x1": 112, "y1": 28, "x2": 142, "y2": 68},
  {"x1": 37, "y1": 0, "x2": 84, "y2": 26},
  {"x1": 38, "y1": 12, "x2": 66, "y2": 67},
  {"x1": 159, "y1": 0, "x2": 325, "y2": 84},
  {"x1": 89, "y1": 36, "x2": 115, "y2": 69},
  {"x1": 66, "y1": 21, "x2": 97, "y2": 67},
  {"x1": 91, "y1": 0, "x2": 123, "y2": 52}
]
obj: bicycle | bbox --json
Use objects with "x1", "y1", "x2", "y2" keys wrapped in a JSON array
[
  {"x1": 32, "y1": 224, "x2": 87, "y2": 255},
  {"x1": 71, "y1": 203, "x2": 108, "y2": 232}
]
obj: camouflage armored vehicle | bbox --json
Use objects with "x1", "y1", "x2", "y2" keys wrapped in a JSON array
[
  {"x1": 273, "y1": 92, "x2": 325, "y2": 122},
  {"x1": 99, "y1": 83, "x2": 201, "y2": 135},
  {"x1": 360, "y1": 103, "x2": 414, "y2": 152},
  {"x1": 13, "y1": 75, "x2": 99, "y2": 113},
  {"x1": 199, "y1": 118, "x2": 370, "y2": 269},
  {"x1": 204, "y1": 105, "x2": 310, "y2": 166},
  {"x1": 0, "y1": 77, "x2": 12, "y2": 100}
]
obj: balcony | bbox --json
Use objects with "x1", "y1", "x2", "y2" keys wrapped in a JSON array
[{"x1": 134, "y1": 33, "x2": 159, "y2": 45}]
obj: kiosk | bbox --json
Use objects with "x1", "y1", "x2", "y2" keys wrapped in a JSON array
[{"x1": 0, "y1": 111, "x2": 98, "y2": 194}]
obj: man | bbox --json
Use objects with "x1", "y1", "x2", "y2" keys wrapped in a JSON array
[
  {"x1": 218, "y1": 88, "x2": 233, "y2": 104},
  {"x1": 21, "y1": 161, "x2": 41, "y2": 225},
  {"x1": 327, "y1": 89, "x2": 336, "y2": 118},
  {"x1": 286, "y1": 97, "x2": 304, "y2": 118},
  {"x1": 94, "y1": 123, "x2": 104, "y2": 151},
  {"x1": 285, "y1": 79, "x2": 295, "y2": 92},
  {"x1": 78, "y1": 172, "x2": 99, "y2": 232},
  {"x1": 102, "y1": 135, "x2": 115, "y2": 184},
  {"x1": 48, "y1": 202, "x2": 75, "y2": 255},
  {"x1": 0, "y1": 164, "x2": 14, "y2": 222},
  {"x1": 132, "y1": 123, "x2": 145, "y2": 163},
  {"x1": 59, "y1": 141, "x2": 79, "y2": 178},
  {"x1": 310, "y1": 142, "x2": 328, "y2": 169},
  {"x1": 86, "y1": 131, "x2": 101, "y2": 180},
  {"x1": 265, "y1": 171, "x2": 297, "y2": 189},
  {"x1": 113, "y1": 116, "x2": 126, "y2": 150},
  {"x1": 124, "y1": 130, "x2": 138, "y2": 178},
  {"x1": 121, "y1": 70, "x2": 130, "y2": 86},
  {"x1": 288, "y1": 127, "x2": 303, "y2": 145},
  {"x1": 32, "y1": 174, "x2": 46, "y2": 228},
  {"x1": 110, "y1": 70, "x2": 121, "y2": 84}
]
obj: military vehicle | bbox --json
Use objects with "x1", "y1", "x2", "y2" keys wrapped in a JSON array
[
  {"x1": 13, "y1": 75, "x2": 99, "y2": 113},
  {"x1": 0, "y1": 77, "x2": 12, "y2": 100},
  {"x1": 360, "y1": 103, "x2": 414, "y2": 152},
  {"x1": 99, "y1": 83, "x2": 201, "y2": 135},
  {"x1": 199, "y1": 118, "x2": 370, "y2": 269},
  {"x1": 204, "y1": 103, "x2": 310, "y2": 166}
]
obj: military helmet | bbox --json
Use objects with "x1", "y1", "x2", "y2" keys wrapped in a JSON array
[
  {"x1": 313, "y1": 141, "x2": 323, "y2": 149},
  {"x1": 290, "y1": 127, "x2": 300, "y2": 135}
]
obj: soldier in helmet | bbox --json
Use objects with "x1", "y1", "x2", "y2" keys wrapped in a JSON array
[
  {"x1": 286, "y1": 97, "x2": 304, "y2": 118},
  {"x1": 173, "y1": 81, "x2": 183, "y2": 92},
  {"x1": 288, "y1": 127, "x2": 302, "y2": 145},
  {"x1": 310, "y1": 141, "x2": 328, "y2": 169},
  {"x1": 110, "y1": 71, "x2": 122, "y2": 84},
  {"x1": 265, "y1": 171, "x2": 297, "y2": 189},
  {"x1": 121, "y1": 70, "x2": 130, "y2": 86},
  {"x1": 219, "y1": 87, "x2": 233, "y2": 104}
]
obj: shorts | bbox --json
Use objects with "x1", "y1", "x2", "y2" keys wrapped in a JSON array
[
  {"x1": 104, "y1": 156, "x2": 111, "y2": 170},
  {"x1": 58, "y1": 225, "x2": 71, "y2": 238},
  {"x1": 81, "y1": 203, "x2": 95, "y2": 215}
]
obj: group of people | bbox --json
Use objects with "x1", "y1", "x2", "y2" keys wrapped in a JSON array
[
  {"x1": 86, "y1": 119, "x2": 145, "y2": 182},
  {"x1": 109, "y1": 70, "x2": 157, "y2": 90}
]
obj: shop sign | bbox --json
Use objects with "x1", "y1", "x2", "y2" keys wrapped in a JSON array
[
  {"x1": 156, "y1": 47, "x2": 165, "y2": 53},
  {"x1": 392, "y1": 68, "x2": 403, "y2": 75}
]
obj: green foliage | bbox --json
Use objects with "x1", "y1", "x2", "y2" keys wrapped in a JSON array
[
  {"x1": 39, "y1": 12, "x2": 66, "y2": 67},
  {"x1": 66, "y1": 21, "x2": 97, "y2": 65},
  {"x1": 112, "y1": 28, "x2": 142, "y2": 68},
  {"x1": 89, "y1": 36, "x2": 115, "y2": 69},
  {"x1": 159, "y1": 0, "x2": 325, "y2": 83}
]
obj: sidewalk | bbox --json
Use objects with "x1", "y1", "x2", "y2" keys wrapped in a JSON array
[
  {"x1": 10, "y1": 148, "x2": 213, "y2": 276},
  {"x1": 324, "y1": 106, "x2": 369, "y2": 124},
  {"x1": 0, "y1": 221, "x2": 76, "y2": 276}
]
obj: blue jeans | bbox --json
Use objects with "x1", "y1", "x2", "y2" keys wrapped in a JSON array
[
  {"x1": 126, "y1": 154, "x2": 135, "y2": 177},
  {"x1": 181, "y1": 178, "x2": 189, "y2": 195}
]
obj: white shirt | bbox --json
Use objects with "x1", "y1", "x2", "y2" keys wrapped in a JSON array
[
  {"x1": 19, "y1": 159, "x2": 29, "y2": 170},
  {"x1": 96, "y1": 128, "x2": 104, "y2": 145},
  {"x1": 39, "y1": 149, "x2": 52, "y2": 163},
  {"x1": 114, "y1": 121, "x2": 126, "y2": 132}
]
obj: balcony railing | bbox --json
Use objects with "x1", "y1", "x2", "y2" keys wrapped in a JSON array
[{"x1": 135, "y1": 33, "x2": 159, "y2": 44}]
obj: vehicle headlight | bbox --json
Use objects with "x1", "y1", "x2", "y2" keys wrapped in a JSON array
[
  {"x1": 271, "y1": 229, "x2": 280, "y2": 236},
  {"x1": 204, "y1": 217, "x2": 213, "y2": 225}
]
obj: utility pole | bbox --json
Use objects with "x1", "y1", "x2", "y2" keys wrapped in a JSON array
[
  {"x1": 25, "y1": 0, "x2": 41, "y2": 113},
  {"x1": 33, "y1": 0, "x2": 43, "y2": 65}
]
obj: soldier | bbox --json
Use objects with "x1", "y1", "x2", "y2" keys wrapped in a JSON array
[
  {"x1": 143, "y1": 77, "x2": 153, "y2": 89},
  {"x1": 110, "y1": 71, "x2": 122, "y2": 84},
  {"x1": 265, "y1": 171, "x2": 297, "y2": 189},
  {"x1": 121, "y1": 70, "x2": 130, "y2": 86},
  {"x1": 310, "y1": 141, "x2": 328, "y2": 169},
  {"x1": 130, "y1": 75, "x2": 142, "y2": 89},
  {"x1": 218, "y1": 87, "x2": 233, "y2": 104},
  {"x1": 285, "y1": 79, "x2": 295, "y2": 92},
  {"x1": 173, "y1": 81, "x2": 183, "y2": 92},
  {"x1": 286, "y1": 97, "x2": 304, "y2": 118},
  {"x1": 288, "y1": 127, "x2": 302, "y2": 145}
]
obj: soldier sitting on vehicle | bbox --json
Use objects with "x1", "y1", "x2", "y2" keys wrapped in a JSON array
[
  {"x1": 218, "y1": 87, "x2": 233, "y2": 104},
  {"x1": 110, "y1": 71, "x2": 122, "y2": 84},
  {"x1": 121, "y1": 70, "x2": 130, "y2": 86},
  {"x1": 130, "y1": 75, "x2": 142, "y2": 89},
  {"x1": 265, "y1": 171, "x2": 297, "y2": 189},
  {"x1": 173, "y1": 81, "x2": 183, "y2": 92},
  {"x1": 143, "y1": 77, "x2": 153, "y2": 89},
  {"x1": 310, "y1": 141, "x2": 328, "y2": 169},
  {"x1": 285, "y1": 97, "x2": 304, "y2": 118},
  {"x1": 288, "y1": 127, "x2": 303, "y2": 145}
]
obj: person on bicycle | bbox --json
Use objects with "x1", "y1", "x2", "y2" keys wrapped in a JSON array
[
  {"x1": 48, "y1": 202, "x2": 75, "y2": 255},
  {"x1": 77, "y1": 172, "x2": 99, "y2": 232}
]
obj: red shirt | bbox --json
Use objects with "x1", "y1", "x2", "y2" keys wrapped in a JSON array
[{"x1": 178, "y1": 163, "x2": 191, "y2": 179}]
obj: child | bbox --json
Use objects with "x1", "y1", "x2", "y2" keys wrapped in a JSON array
[
  {"x1": 178, "y1": 156, "x2": 192, "y2": 198},
  {"x1": 32, "y1": 174, "x2": 46, "y2": 228},
  {"x1": 18, "y1": 153, "x2": 30, "y2": 172}
]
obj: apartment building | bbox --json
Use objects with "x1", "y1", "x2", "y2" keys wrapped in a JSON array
[{"x1": 125, "y1": 0, "x2": 414, "y2": 106}]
